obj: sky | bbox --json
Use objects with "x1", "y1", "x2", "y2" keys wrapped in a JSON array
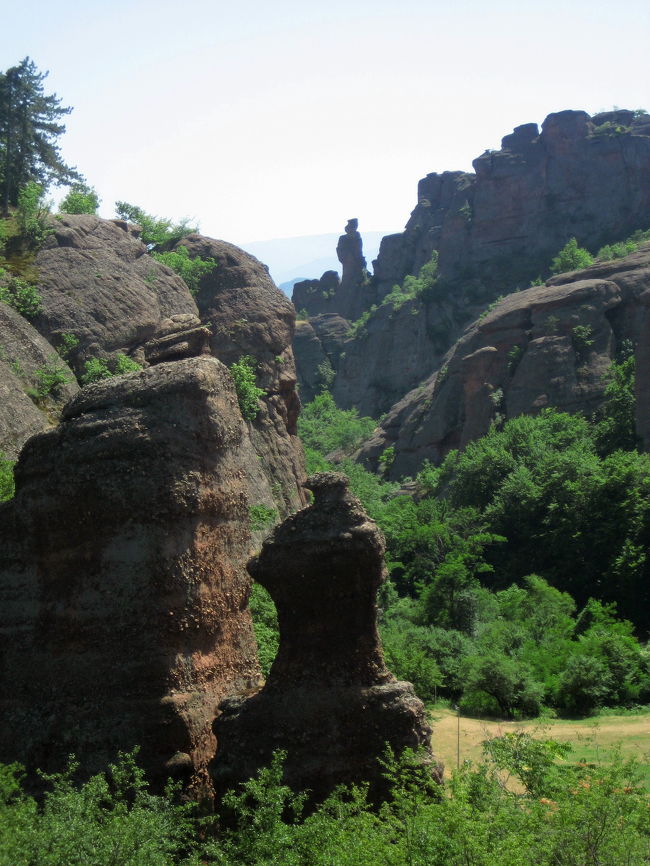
[{"x1": 2, "y1": 0, "x2": 650, "y2": 247}]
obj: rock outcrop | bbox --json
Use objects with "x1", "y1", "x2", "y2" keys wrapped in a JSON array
[
  {"x1": 211, "y1": 473, "x2": 436, "y2": 804},
  {"x1": 373, "y1": 109, "x2": 650, "y2": 299},
  {"x1": 0, "y1": 215, "x2": 307, "y2": 516},
  {"x1": 33, "y1": 214, "x2": 198, "y2": 374},
  {"x1": 180, "y1": 234, "x2": 307, "y2": 518},
  {"x1": 292, "y1": 220, "x2": 374, "y2": 322},
  {"x1": 358, "y1": 246, "x2": 650, "y2": 478},
  {"x1": 0, "y1": 357, "x2": 262, "y2": 794},
  {"x1": 0, "y1": 303, "x2": 78, "y2": 458},
  {"x1": 292, "y1": 109, "x2": 650, "y2": 421}
]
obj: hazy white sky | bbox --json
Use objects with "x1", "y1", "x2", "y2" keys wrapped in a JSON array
[{"x1": 2, "y1": 0, "x2": 649, "y2": 245}]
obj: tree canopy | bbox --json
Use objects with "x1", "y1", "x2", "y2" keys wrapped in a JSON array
[{"x1": 0, "y1": 58, "x2": 81, "y2": 215}]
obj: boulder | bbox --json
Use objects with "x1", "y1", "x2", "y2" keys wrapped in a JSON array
[{"x1": 211, "y1": 473, "x2": 437, "y2": 804}]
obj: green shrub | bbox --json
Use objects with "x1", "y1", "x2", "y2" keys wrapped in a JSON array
[
  {"x1": 550, "y1": 238, "x2": 594, "y2": 275},
  {"x1": 571, "y1": 324, "x2": 595, "y2": 360},
  {"x1": 59, "y1": 183, "x2": 100, "y2": 215},
  {"x1": 115, "y1": 201, "x2": 196, "y2": 249},
  {"x1": 0, "y1": 277, "x2": 42, "y2": 318},
  {"x1": 15, "y1": 181, "x2": 52, "y2": 249},
  {"x1": 81, "y1": 353, "x2": 141, "y2": 385},
  {"x1": 0, "y1": 452, "x2": 15, "y2": 501},
  {"x1": 230, "y1": 355, "x2": 265, "y2": 422},
  {"x1": 151, "y1": 245, "x2": 216, "y2": 296},
  {"x1": 249, "y1": 504, "x2": 277, "y2": 533},
  {"x1": 249, "y1": 584, "x2": 279, "y2": 677},
  {"x1": 56, "y1": 332, "x2": 80, "y2": 359},
  {"x1": 27, "y1": 357, "x2": 72, "y2": 402}
]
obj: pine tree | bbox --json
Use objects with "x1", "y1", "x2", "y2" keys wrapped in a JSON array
[{"x1": 0, "y1": 57, "x2": 82, "y2": 216}]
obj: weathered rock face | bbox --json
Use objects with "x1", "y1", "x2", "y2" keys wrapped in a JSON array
[
  {"x1": 181, "y1": 234, "x2": 307, "y2": 517},
  {"x1": 0, "y1": 357, "x2": 262, "y2": 794},
  {"x1": 358, "y1": 247, "x2": 650, "y2": 478},
  {"x1": 0, "y1": 303, "x2": 79, "y2": 457},
  {"x1": 34, "y1": 214, "x2": 198, "y2": 373},
  {"x1": 211, "y1": 473, "x2": 436, "y2": 804},
  {"x1": 292, "y1": 109, "x2": 650, "y2": 422},
  {"x1": 0, "y1": 216, "x2": 306, "y2": 516},
  {"x1": 373, "y1": 109, "x2": 650, "y2": 299}
]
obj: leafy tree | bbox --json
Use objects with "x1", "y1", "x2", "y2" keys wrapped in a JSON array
[
  {"x1": 298, "y1": 390, "x2": 376, "y2": 457},
  {"x1": 81, "y1": 353, "x2": 141, "y2": 385},
  {"x1": 59, "y1": 182, "x2": 100, "y2": 215},
  {"x1": 115, "y1": 201, "x2": 196, "y2": 249},
  {"x1": 0, "y1": 58, "x2": 81, "y2": 215},
  {"x1": 549, "y1": 237, "x2": 594, "y2": 274},
  {"x1": 593, "y1": 353, "x2": 638, "y2": 453}
]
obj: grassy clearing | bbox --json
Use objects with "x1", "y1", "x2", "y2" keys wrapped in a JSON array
[{"x1": 430, "y1": 705, "x2": 650, "y2": 786}]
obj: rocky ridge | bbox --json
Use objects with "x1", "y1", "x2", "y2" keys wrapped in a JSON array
[
  {"x1": 292, "y1": 109, "x2": 650, "y2": 420},
  {"x1": 358, "y1": 246, "x2": 650, "y2": 478}
]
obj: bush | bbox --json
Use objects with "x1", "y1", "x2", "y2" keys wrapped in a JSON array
[
  {"x1": 81, "y1": 353, "x2": 141, "y2": 385},
  {"x1": 15, "y1": 181, "x2": 52, "y2": 249},
  {"x1": 249, "y1": 584, "x2": 279, "y2": 677},
  {"x1": 27, "y1": 357, "x2": 72, "y2": 402},
  {"x1": 230, "y1": 356, "x2": 265, "y2": 422},
  {"x1": 59, "y1": 183, "x2": 100, "y2": 215},
  {"x1": 115, "y1": 201, "x2": 196, "y2": 249},
  {"x1": 151, "y1": 245, "x2": 216, "y2": 296},
  {"x1": 0, "y1": 277, "x2": 42, "y2": 318},
  {"x1": 0, "y1": 452, "x2": 15, "y2": 501},
  {"x1": 549, "y1": 237, "x2": 594, "y2": 275}
]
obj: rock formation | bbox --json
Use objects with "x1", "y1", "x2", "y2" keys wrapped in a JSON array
[
  {"x1": 180, "y1": 234, "x2": 307, "y2": 518},
  {"x1": 210, "y1": 473, "x2": 436, "y2": 804},
  {"x1": 293, "y1": 220, "x2": 373, "y2": 322},
  {"x1": 292, "y1": 109, "x2": 650, "y2": 420},
  {"x1": 0, "y1": 302, "x2": 78, "y2": 458},
  {"x1": 358, "y1": 246, "x2": 650, "y2": 478},
  {"x1": 373, "y1": 109, "x2": 650, "y2": 299},
  {"x1": 0, "y1": 214, "x2": 307, "y2": 517},
  {"x1": 0, "y1": 356, "x2": 263, "y2": 794}
]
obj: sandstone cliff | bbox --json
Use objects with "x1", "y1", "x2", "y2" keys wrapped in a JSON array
[
  {"x1": 358, "y1": 246, "x2": 650, "y2": 478},
  {"x1": 1, "y1": 214, "x2": 306, "y2": 516},
  {"x1": 0, "y1": 357, "x2": 262, "y2": 793},
  {"x1": 293, "y1": 109, "x2": 650, "y2": 420}
]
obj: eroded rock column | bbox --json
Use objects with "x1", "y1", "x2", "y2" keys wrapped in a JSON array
[{"x1": 211, "y1": 473, "x2": 437, "y2": 803}]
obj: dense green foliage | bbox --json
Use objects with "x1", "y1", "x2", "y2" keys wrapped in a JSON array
[
  {"x1": 151, "y1": 244, "x2": 216, "y2": 296},
  {"x1": 0, "y1": 451, "x2": 15, "y2": 501},
  {"x1": 2, "y1": 744, "x2": 648, "y2": 864},
  {"x1": 289, "y1": 377, "x2": 650, "y2": 718},
  {"x1": 249, "y1": 584, "x2": 279, "y2": 677},
  {"x1": 115, "y1": 202, "x2": 196, "y2": 250},
  {"x1": 0, "y1": 58, "x2": 81, "y2": 215},
  {"x1": 59, "y1": 182, "x2": 100, "y2": 215},
  {"x1": 597, "y1": 227, "x2": 650, "y2": 261},
  {"x1": 80, "y1": 353, "x2": 141, "y2": 385},
  {"x1": 0, "y1": 272, "x2": 42, "y2": 318},
  {"x1": 26, "y1": 356, "x2": 72, "y2": 402},
  {"x1": 230, "y1": 356, "x2": 265, "y2": 422},
  {"x1": 549, "y1": 238, "x2": 594, "y2": 275}
]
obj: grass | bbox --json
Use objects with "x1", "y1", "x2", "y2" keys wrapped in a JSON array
[{"x1": 430, "y1": 704, "x2": 650, "y2": 786}]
